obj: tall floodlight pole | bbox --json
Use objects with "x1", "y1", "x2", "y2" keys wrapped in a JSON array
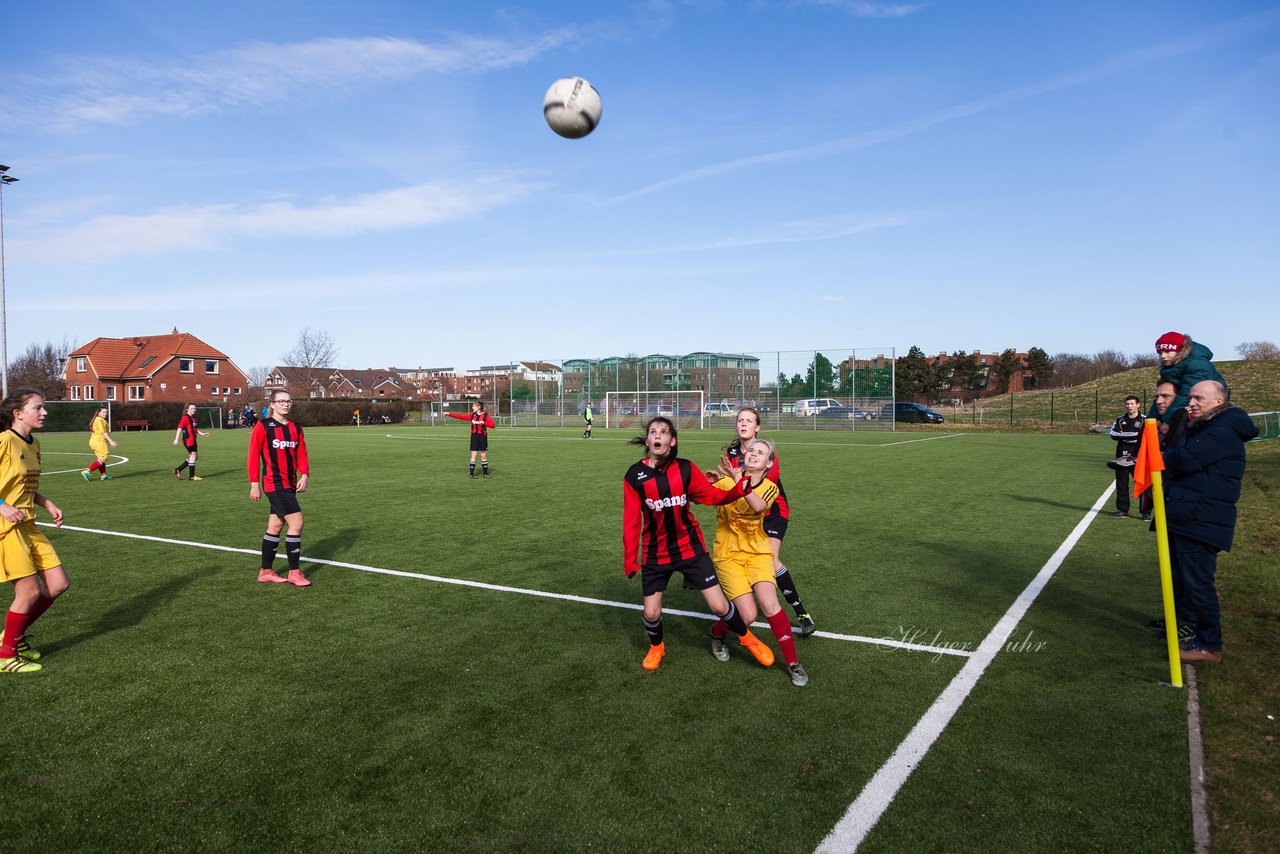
[{"x1": 0, "y1": 165, "x2": 19, "y2": 400}]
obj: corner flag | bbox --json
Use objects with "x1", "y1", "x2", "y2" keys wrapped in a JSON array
[{"x1": 1133, "y1": 418, "x2": 1164, "y2": 498}]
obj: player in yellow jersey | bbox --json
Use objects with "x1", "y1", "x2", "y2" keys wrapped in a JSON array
[
  {"x1": 0, "y1": 389, "x2": 71, "y2": 673},
  {"x1": 82, "y1": 405, "x2": 119, "y2": 481},
  {"x1": 708, "y1": 438, "x2": 809, "y2": 687}
]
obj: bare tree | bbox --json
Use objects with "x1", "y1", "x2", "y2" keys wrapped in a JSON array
[
  {"x1": 1236, "y1": 340, "x2": 1280, "y2": 360},
  {"x1": 282, "y1": 328, "x2": 339, "y2": 394},
  {"x1": 243, "y1": 365, "x2": 271, "y2": 388},
  {"x1": 8, "y1": 339, "x2": 73, "y2": 399}
]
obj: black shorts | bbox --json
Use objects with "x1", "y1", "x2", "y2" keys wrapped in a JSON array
[
  {"x1": 184, "y1": 443, "x2": 198, "y2": 454},
  {"x1": 641, "y1": 553, "x2": 718, "y2": 598},
  {"x1": 470, "y1": 434, "x2": 489, "y2": 452},
  {"x1": 762, "y1": 509, "x2": 788, "y2": 541},
  {"x1": 267, "y1": 489, "x2": 302, "y2": 519}
]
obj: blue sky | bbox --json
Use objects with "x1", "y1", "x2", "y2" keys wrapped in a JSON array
[{"x1": 2, "y1": 1, "x2": 1277, "y2": 375}]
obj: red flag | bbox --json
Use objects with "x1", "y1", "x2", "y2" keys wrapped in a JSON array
[{"x1": 1133, "y1": 418, "x2": 1164, "y2": 498}]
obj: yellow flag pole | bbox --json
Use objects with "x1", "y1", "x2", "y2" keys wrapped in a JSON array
[{"x1": 1149, "y1": 465, "x2": 1182, "y2": 688}]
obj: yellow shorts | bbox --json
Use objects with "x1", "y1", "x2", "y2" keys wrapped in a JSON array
[
  {"x1": 90, "y1": 439, "x2": 110, "y2": 462},
  {"x1": 0, "y1": 521, "x2": 62, "y2": 582},
  {"x1": 714, "y1": 552, "x2": 776, "y2": 601}
]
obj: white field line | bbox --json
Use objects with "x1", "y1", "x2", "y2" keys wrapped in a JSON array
[
  {"x1": 36, "y1": 521, "x2": 972, "y2": 660},
  {"x1": 816, "y1": 481, "x2": 1116, "y2": 852},
  {"x1": 42, "y1": 452, "x2": 129, "y2": 476}
]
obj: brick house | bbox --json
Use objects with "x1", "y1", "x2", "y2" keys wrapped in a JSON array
[
  {"x1": 265, "y1": 367, "x2": 404, "y2": 400},
  {"x1": 62, "y1": 330, "x2": 250, "y2": 404}
]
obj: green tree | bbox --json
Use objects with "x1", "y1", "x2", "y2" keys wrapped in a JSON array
[
  {"x1": 896, "y1": 346, "x2": 930, "y2": 402},
  {"x1": 1024, "y1": 346, "x2": 1052, "y2": 389},
  {"x1": 805, "y1": 353, "x2": 838, "y2": 396},
  {"x1": 991, "y1": 348, "x2": 1023, "y2": 394},
  {"x1": 510, "y1": 381, "x2": 534, "y2": 401},
  {"x1": 947, "y1": 351, "x2": 981, "y2": 391}
]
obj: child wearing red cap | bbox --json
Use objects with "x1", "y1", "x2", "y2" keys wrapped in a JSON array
[{"x1": 1150, "y1": 332, "x2": 1227, "y2": 424}]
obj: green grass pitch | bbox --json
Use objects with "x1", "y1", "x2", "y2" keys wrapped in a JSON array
[{"x1": 1, "y1": 424, "x2": 1194, "y2": 851}]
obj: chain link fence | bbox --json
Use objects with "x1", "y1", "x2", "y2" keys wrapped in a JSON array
[{"x1": 409, "y1": 349, "x2": 897, "y2": 431}]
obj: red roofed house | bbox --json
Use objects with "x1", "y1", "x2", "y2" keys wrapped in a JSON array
[{"x1": 62, "y1": 330, "x2": 250, "y2": 404}]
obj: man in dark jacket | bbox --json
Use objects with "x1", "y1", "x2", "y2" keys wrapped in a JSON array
[
  {"x1": 1106, "y1": 395, "x2": 1144, "y2": 518},
  {"x1": 1163, "y1": 380, "x2": 1259, "y2": 664}
]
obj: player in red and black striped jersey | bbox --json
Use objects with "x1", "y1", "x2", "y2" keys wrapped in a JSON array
[
  {"x1": 724, "y1": 406, "x2": 815, "y2": 636},
  {"x1": 448, "y1": 401, "x2": 495, "y2": 479},
  {"x1": 622, "y1": 417, "x2": 776, "y2": 672},
  {"x1": 172, "y1": 403, "x2": 210, "y2": 481},
  {"x1": 248, "y1": 391, "x2": 311, "y2": 587}
]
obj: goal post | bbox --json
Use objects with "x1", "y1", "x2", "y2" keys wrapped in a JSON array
[
  {"x1": 604, "y1": 390, "x2": 705, "y2": 431},
  {"x1": 193, "y1": 406, "x2": 223, "y2": 430}
]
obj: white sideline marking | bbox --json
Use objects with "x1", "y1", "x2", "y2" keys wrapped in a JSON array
[
  {"x1": 42, "y1": 452, "x2": 129, "y2": 476},
  {"x1": 816, "y1": 482, "x2": 1116, "y2": 852},
  {"x1": 35, "y1": 522, "x2": 971, "y2": 660}
]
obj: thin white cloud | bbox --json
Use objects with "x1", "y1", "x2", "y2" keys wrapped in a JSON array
[
  {"x1": 797, "y1": 0, "x2": 924, "y2": 18},
  {"x1": 598, "y1": 212, "x2": 915, "y2": 256},
  {"x1": 614, "y1": 6, "x2": 1280, "y2": 201},
  {"x1": 12, "y1": 175, "x2": 544, "y2": 263},
  {"x1": 12, "y1": 32, "x2": 578, "y2": 130}
]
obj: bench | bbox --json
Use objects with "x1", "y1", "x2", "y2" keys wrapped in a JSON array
[{"x1": 116, "y1": 420, "x2": 150, "y2": 431}]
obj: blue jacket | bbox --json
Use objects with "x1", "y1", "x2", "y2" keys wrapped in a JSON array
[
  {"x1": 1163, "y1": 406, "x2": 1258, "y2": 551},
  {"x1": 1148, "y1": 341, "x2": 1226, "y2": 424}
]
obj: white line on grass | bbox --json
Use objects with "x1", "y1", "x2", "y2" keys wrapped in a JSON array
[
  {"x1": 36, "y1": 522, "x2": 973, "y2": 659},
  {"x1": 41, "y1": 453, "x2": 129, "y2": 476},
  {"x1": 816, "y1": 482, "x2": 1117, "y2": 852}
]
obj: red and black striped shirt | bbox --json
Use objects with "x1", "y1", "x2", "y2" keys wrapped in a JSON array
[
  {"x1": 448, "y1": 411, "x2": 495, "y2": 435},
  {"x1": 177, "y1": 414, "x2": 198, "y2": 446},
  {"x1": 623, "y1": 457, "x2": 745, "y2": 574},
  {"x1": 248, "y1": 418, "x2": 309, "y2": 492}
]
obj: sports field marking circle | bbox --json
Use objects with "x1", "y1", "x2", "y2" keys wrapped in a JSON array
[{"x1": 41, "y1": 452, "x2": 129, "y2": 476}]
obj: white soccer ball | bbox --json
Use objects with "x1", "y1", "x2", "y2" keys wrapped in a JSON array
[{"x1": 543, "y1": 77, "x2": 602, "y2": 139}]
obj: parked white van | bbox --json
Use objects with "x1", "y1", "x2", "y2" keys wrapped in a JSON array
[
  {"x1": 794, "y1": 398, "x2": 842, "y2": 417},
  {"x1": 703, "y1": 402, "x2": 736, "y2": 417}
]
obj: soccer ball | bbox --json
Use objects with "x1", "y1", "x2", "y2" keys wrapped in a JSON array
[{"x1": 543, "y1": 77, "x2": 602, "y2": 139}]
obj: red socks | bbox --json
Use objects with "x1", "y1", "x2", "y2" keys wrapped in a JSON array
[
  {"x1": 1, "y1": 610, "x2": 35, "y2": 658},
  {"x1": 766, "y1": 610, "x2": 799, "y2": 665},
  {"x1": 88, "y1": 460, "x2": 104, "y2": 474}
]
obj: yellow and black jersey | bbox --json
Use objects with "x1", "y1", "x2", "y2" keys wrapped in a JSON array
[
  {"x1": 711, "y1": 475, "x2": 778, "y2": 561},
  {"x1": 0, "y1": 429, "x2": 41, "y2": 531}
]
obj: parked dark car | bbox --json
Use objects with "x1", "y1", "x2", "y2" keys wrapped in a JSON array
[
  {"x1": 880, "y1": 402, "x2": 945, "y2": 423},
  {"x1": 815, "y1": 405, "x2": 874, "y2": 420}
]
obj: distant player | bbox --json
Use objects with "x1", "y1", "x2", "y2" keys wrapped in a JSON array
[
  {"x1": 583, "y1": 403, "x2": 594, "y2": 439},
  {"x1": 172, "y1": 403, "x2": 210, "y2": 481},
  {"x1": 723, "y1": 407, "x2": 815, "y2": 635},
  {"x1": 449, "y1": 401, "x2": 495, "y2": 478},
  {"x1": 82, "y1": 406, "x2": 118, "y2": 481},
  {"x1": 710, "y1": 439, "x2": 808, "y2": 687},
  {"x1": 0, "y1": 389, "x2": 71, "y2": 673},
  {"x1": 622, "y1": 416, "x2": 772, "y2": 671},
  {"x1": 248, "y1": 390, "x2": 311, "y2": 587}
]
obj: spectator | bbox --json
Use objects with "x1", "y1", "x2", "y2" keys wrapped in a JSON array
[
  {"x1": 1163, "y1": 380, "x2": 1258, "y2": 664},
  {"x1": 1149, "y1": 332, "x2": 1226, "y2": 425},
  {"x1": 1106, "y1": 395, "x2": 1143, "y2": 519}
]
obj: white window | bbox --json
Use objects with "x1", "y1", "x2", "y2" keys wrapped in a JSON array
[
  {"x1": 205, "y1": 360, "x2": 219, "y2": 374},
  {"x1": 179, "y1": 359, "x2": 194, "y2": 373},
  {"x1": 128, "y1": 385, "x2": 145, "y2": 400},
  {"x1": 83, "y1": 385, "x2": 94, "y2": 399},
  {"x1": 105, "y1": 386, "x2": 117, "y2": 401},
  {"x1": 210, "y1": 386, "x2": 219, "y2": 395},
  {"x1": 76, "y1": 357, "x2": 87, "y2": 372},
  {"x1": 195, "y1": 384, "x2": 202, "y2": 391},
  {"x1": 70, "y1": 386, "x2": 81, "y2": 400},
  {"x1": 234, "y1": 387, "x2": 242, "y2": 395},
  {"x1": 160, "y1": 383, "x2": 167, "y2": 390}
]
